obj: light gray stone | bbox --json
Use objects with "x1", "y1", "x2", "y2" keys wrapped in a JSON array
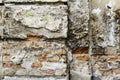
[
  {"x1": 70, "y1": 48, "x2": 91, "y2": 80},
  {"x1": 70, "y1": 58, "x2": 91, "y2": 80},
  {"x1": 3, "y1": 76, "x2": 68, "y2": 80},
  {"x1": 2, "y1": 68, "x2": 16, "y2": 76},
  {"x1": 112, "y1": 0, "x2": 120, "y2": 11},
  {"x1": 71, "y1": 70, "x2": 91, "y2": 80},
  {"x1": 91, "y1": 0, "x2": 119, "y2": 48},
  {"x1": 4, "y1": 0, "x2": 67, "y2": 2},
  {"x1": 0, "y1": 0, "x2": 2, "y2": 3},
  {"x1": 41, "y1": 62, "x2": 66, "y2": 70},
  {"x1": 4, "y1": 4, "x2": 68, "y2": 39}
]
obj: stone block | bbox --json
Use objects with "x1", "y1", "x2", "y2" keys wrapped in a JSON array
[
  {"x1": 67, "y1": 0, "x2": 89, "y2": 49},
  {"x1": 4, "y1": 4, "x2": 68, "y2": 39},
  {"x1": 2, "y1": 40, "x2": 68, "y2": 76},
  {"x1": 3, "y1": 76, "x2": 68, "y2": 80},
  {"x1": 91, "y1": 0, "x2": 119, "y2": 48},
  {"x1": 4, "y1": 0, "x2": 67, "y2": 3}
]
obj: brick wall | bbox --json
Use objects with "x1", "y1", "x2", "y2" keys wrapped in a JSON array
[{"x1": 0, "y1": 0, "x2": 120, "y2": 80}]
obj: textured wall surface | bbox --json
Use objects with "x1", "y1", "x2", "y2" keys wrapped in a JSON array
[{"x1": 0, "y1": 0, "x2": 120, "y2": 80}]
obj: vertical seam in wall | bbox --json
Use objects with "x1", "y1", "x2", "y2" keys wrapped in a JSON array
[
  {"x1": 65, "y1": 2, "x2": 73, "y2": 72},
  {"x1": 0, "y1": 43, "x2": 2, "y2": 80},
  {"x1": 66, "y1": 1, "x2": 71, "y2": 80},
  {"x1": 88, "y1": 0, "x2": 94, "y2": 79}
]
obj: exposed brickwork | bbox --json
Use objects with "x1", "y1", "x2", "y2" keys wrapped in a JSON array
[
  {"x1": 0, "y1": 0, "x2": 120, "y2": 80},
  {"x1": 2, "y1": 40, "x2": 67, "y2": 76}
]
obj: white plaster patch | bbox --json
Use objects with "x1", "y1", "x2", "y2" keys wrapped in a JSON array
[
  {"x1": 11, "y1": 51, "x2": 26, "y2": 64},
  {"x1": 108, "y1": 20, "x2": 116, "y2": 46},
  {"x1": 21, "y1": 61, "x2": 33, "y2": 70},
  {"x1": 92, "y1": 8, "x2": 101, "y2": 15},
  {"x1": 41, "y1": 62, "x2": 66, "y2": 70}
]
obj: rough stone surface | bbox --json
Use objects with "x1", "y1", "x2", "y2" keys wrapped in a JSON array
[
  {"x1": 91, "y1": 0, "x2": 119, "y2": 48},
  {"x1": 0, "y1": 6, "x2": 3, "y2": 37},
  {"x1": 0, "y1": 42, "x2": 2, "y2": 79},
  {"x1": 3, "y1": 76, "x2": 68, "y2": 80},
  {"x1": 4, "y1": 0, "x2": 67, "y2": 2},
  {"x1": 90, "y1": 1, "x2": 120, "y2": 80},
  {"x1": 4, "y1": 4, "x2": 68, "y2": 39},
  {"x1": 2, "y1": 40, "x2": 68, "y2": 76},
  {"x1": 67, "y1": 0, "x2": 89, "y2": 49},
  {"x1": 0, "y1": 0, "x2": 120, "y2": 80}
]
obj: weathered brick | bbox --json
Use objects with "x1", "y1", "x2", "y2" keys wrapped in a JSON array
[
  {"x1": 2, "y1": 40, "x2": 68, "y2": 76},
  {"x1": 67, "y1": 0, "x2": 89, "y2": 49},
  {"x1": 105, "y1": 47, "x2": 120, "y2": 55},
  {"x1": 4, "y1": 0, "x2": 67, "y2": 3},
  {"x1": 94, "y1": 56, "x2": 120, "y2": 70},
  {"x1": 72, "y1": 47, "x2": 89, "y2": 54},
  {"x1": 70, "y1": 47, "x2": 91, "y2": 80},
  {"x1": 94, "y1": 69, "x2": 120, "y2": 80},
  {"x1": 92, "y1": 46, "x2": 120, "y2": 55},
  {"x1": 4, "y1": 5, "x2": 68, "y2": 39},
  {"x1": 92, "y1": 55, "x2": 120, "y2": 80},
  {"x1": 113, "y1": 69, "x2": 120, "y2": 75}
]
